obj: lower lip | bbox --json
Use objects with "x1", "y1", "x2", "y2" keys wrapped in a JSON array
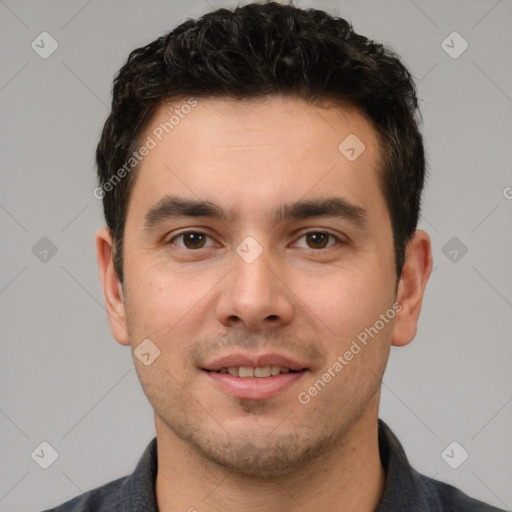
[{"x1": 204, "y1": 370, "x2": 308, "y2": 400}]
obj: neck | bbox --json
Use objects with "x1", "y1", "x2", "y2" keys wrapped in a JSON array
[{"x1": 155, "y1": 397, "x2": 385, "y2": 512}]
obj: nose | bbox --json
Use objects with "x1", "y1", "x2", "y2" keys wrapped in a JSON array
[{"x1": 215, "y1": 243, "x2": 295, "y2": 332}]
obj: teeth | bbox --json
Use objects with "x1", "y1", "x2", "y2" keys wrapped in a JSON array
[
  {"x1": 254, "y1": 366, "x2": 271, "y2": 378},
  {"x1": 238, "y1": 366, "x2": 254, "y2": 378},
  {"x1": 220, "y1": 366, "x2": 295, "y2": 378}
]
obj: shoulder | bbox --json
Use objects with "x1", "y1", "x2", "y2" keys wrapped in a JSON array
[
  {"x1": 376, "y1": 419, "x2": 506, "y2": 512},
  {"x1": 39, "y1": 475, "x2": 126, "y2": 511},
  {"x1": 39, "y1": 436, "x2": 158, "y2": 512},
  {"x1": 419, "y1": 473, "x2": 507, "y2": 512}
]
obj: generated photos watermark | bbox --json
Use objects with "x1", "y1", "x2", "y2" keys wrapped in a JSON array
[
  {"x1": 297, "y1": 301, "x2": 402, "y2": 405},
  {"x1": 93, "y1": 97, "x2": 198, "y2": 199}
]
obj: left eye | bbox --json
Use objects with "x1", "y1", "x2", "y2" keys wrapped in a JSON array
[{"x1": 292, "y1": 231, "x2": 340, "y2": 250}]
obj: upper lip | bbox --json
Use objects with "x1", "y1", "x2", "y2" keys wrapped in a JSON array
[{"x1": 201, "y1": 352, "x2": 309, "y2": 372}]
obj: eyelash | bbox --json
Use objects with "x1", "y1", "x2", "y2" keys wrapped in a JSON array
[{"x1": 165, "y1": 230, "x2": 344, "y2": 251}]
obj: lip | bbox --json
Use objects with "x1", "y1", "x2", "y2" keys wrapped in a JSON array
[
  {"x1": 205, "y1": 370, "x2": 308, "y2": 400},
  {"x1": 201, "y1": 352, "x2": 310, "y2": 401},
  {"x1": 201, "y1": 352, "x2": 308, "y2": 372}
]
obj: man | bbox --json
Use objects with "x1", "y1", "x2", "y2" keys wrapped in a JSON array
[{"x1": 43, "y1": 1, "x2": 505, "y2": 511}]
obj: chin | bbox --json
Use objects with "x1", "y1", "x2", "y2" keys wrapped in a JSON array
[{"x1": 184, "y1": 425, "x2": 340, "y2": 479}]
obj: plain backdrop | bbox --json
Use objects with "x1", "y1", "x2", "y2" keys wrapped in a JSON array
[{"x1": 1, "y1": 1, "x2": 511, "y2": 511}]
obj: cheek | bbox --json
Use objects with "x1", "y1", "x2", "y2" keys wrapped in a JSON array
[
  {"x1": 124, "y1": 263, "x2": 176, "y2": 342},
  {"x1": 124, "y1": 258, "x2": 222, "y2": 360},
  {"x1": 305, "y1": 265, "x2": 385, "y2": 329},
  {"x1": 317, "y1": 316, "x2": 392, "y2": 408},
  {"x1": 308, "y1": 265, "x2": 395, "y2": 369}
]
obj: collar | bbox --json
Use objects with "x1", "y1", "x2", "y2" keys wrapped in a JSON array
[{"x1": 375, "y1": 419, "x2": 432, "y2": 511}]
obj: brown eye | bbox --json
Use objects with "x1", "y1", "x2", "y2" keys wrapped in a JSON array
[
  {"x1": 294, "y1": 231, "x2": 340, "y2": 250},
  {"x1": 305, "y1": 232, "x2": 330, "y2": 249},
  {"x1": 168, "y1": 232, "x2": 214, "y2": 249}
]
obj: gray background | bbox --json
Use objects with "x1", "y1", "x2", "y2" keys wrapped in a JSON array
[{"x1": 1, "y1": 0, "x2": 511, "y2": 510}]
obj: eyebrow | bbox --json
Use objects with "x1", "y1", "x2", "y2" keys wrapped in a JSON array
[{"x1": 142, "y1": 194, "x2": 369, "y2": 231}]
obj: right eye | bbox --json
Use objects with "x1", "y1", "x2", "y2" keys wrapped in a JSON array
[{"x1": 165, "y1": 231, "x2": 218, "y2": 250}]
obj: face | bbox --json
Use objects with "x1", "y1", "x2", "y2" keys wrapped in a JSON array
[{"x1": 98, "y1": 95, "x2": 429, "y2": 478}]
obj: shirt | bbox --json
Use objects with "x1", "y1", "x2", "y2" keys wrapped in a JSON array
[{"x1": 41, "y1": 419, "x2": 506, "y2": 511}]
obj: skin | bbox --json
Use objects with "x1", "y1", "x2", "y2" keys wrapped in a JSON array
[{"x1": 96, "y1": 95, "x2": 432, "y2": 512}]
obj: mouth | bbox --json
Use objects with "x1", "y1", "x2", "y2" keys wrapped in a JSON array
[
  {"x1": 201, "y1": 353, "x2": 310, "y2": 400},
  {"x1": 206, "y1": 366, "x2": 304, "y2": 378}
]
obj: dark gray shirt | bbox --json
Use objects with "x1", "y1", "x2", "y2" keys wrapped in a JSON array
[{"x1": 42, "y1": 419, "x2": 506, "y2": 511}]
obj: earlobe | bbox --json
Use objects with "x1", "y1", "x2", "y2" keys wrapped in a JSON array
[
  {"x1": 96, "y1": 226, "x2": 130, "y2": 346},
  {"x1": 391, "y1": 230, "x2": 433, "y2": 347}
]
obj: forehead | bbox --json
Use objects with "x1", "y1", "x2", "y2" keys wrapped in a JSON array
[{"x1": 126, "y1": 95, "x2": 386, "y2": 227}]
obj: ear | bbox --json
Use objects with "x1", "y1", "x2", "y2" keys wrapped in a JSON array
[
  {"x1": 96, "y1": 226, "x2": 130, "y2": 346},
  {"x1": 391, "y1": 229, "x2": 433, "y2": 347}
]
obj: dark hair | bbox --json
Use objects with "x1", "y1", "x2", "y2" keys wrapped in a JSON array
[{"x1": 96, "y1": 0, "x2": 426, "y2": 286}]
